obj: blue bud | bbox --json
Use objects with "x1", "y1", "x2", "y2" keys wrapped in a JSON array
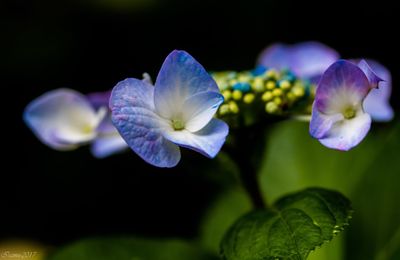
[
  {"x1": 252, "y1": 65, "x2": 268, "y2": 76},
  {"x1": 233, "y1": 82, "x2": 251, "y2": 92}
]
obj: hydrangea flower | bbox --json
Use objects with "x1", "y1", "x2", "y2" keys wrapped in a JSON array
[
  {"x1": 110, "y1": 50, "x2": 229, "y2": 168},
  {"x1": 309, "y1": 60, "x2": 383, "y2": 151},
  {"x1": 24, "y1": 88, "x2": 127, "y2": 158},
  {"x1": 257, "y1": 41, "x2": 339, "y2": 80},
  {"x1": 258, "y1": 42, "x2": 393, "y2": 122}
]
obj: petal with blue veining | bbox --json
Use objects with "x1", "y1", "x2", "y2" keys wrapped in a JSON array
[{"x1": 110, "y1": 78, "x2": 181, "y2": 167}]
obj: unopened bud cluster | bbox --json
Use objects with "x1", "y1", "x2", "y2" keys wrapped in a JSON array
[{"x1": 212, "y1": 66, "x2": 315, "y2": 126}]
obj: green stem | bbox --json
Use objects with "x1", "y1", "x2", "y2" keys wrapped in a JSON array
[
  {"x1": 225, "y1": 124, "x2": 272, "y2": 210},
  {"x1": 231, "y1": 148, "x2": 267, "y2": 209}
]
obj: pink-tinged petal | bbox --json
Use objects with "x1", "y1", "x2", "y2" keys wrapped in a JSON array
[
  {"x1": 154, "y1": 50, "x2": 219, "y2": 119},
  {"x1": 357, "y1": 60, "x2": 383, "y2": 89},
  {"x1": 258, "y1": 42, "x2": 339, "y2": 78},
  {"x1": 318, "y1": 113, "x2": 371, "y2": 151},
  {"x1": 362, "y1": 59, "x2": 394, "y2": 121},
  {"x1": 110, "y1": 78, "x2": 181, "y2": 168},
  {"x1": 182, "y1": 92, "x2": 224, "y2": 132},
  {"x1": 162, "y1": 119, "x2": 229, "y2": 158},
  {"x1": 23, "y1": 88, "x2": 103, "y2": 150},
  {"x1": 315, "y1": 60, "x2": 370, "y2": 114}
]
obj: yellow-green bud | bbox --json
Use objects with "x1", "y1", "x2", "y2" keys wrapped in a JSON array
[
  {"x1": 272, "y1": 88, "x2": 283, "y2": 96},
  {"x1": 274, "y1": 97, "x2": 283, "y2": 106},
  {"x1": 265, "y1": 101, "x2": 278, "y2": 113},
  {"x1": 252, "y1": 77, "x2": 264, "y2": 92},
  {"x1": 265, "y1": 81, "x2": 276, "y2": 90},
  {"x1": 222, "y1": 90, "x2": 232, "y2": 100},
  {"x1": 243, "y1": 93, "x2": 255, "y2": 104},
  {"x1": 292, "y1": 85, "x2": 305, "y2": 97},
  {"x1": 280, "y1": 80, "x2": 291, "y2": 90},
  {"x1": 229, "y1": 79, "x2": 238, "y2": 86},
  {"x1": 232, "y1": 90, "x2": 243, "y2": 100},
  {"x1": 266, "y1": 69, "x2": 278, "y2": 79},
  {"x1": 229, "y1": 101, "x2": 239, "y2": 113},
  {"x1": 238, "y1": 73, "x2": 251, "y2": 82},
  {"x1": 219, "y1": 104, "x2": 230, "y2": 115},
  {"x1": 262, "y1": 91, "x2": 273, "y2": 102}
]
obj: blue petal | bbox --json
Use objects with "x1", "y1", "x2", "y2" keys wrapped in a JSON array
[
  {"x1": 110, "y1": 78, "x2": 181, "y2": 167},
  {"x1": 258, "y1": 42, "x2": 339, "y2": 78},
  {"x1": 154, "y1": 50, "x2": 220, "y2": 119},
  {"x1": 257, "y1": 43, "x2": 291, "y2": 70},
  {"x1": 361, "y1": 59, "x2": 394, "y2": 121},
  {"x1": 357, "y1": 60, "x2": 383, "y2": 88},
  {"x1": 90, "y1": 116, "x2": 128, "y2": 158},
  {"x1": 91, "y1": 133, "x2": 128, "y2": 158},
  {"x1": 162, "y1": 118, "x2": 229, "y2": 158}
]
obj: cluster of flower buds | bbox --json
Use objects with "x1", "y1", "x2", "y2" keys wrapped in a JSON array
[{"x1": 212, "y1": 66, "x2": 315, "y2": 126}]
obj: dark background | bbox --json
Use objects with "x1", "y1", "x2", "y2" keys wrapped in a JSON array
[{"x1": 1, "y1": 0, "x2": 398, "y2": 247}]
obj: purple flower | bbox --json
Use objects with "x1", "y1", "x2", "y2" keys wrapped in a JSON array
[
  {"x1": 257, "y1": 41, "x2": 339, "y2": 80},
  {"x1": 24, "y1": 89, "x2": 127, "y2": 158},
  {"x1": 309, "y1": 60, "x2": 383, "y2": 151},
  {"x1": 110, "y1": 50, "x2": 229, "y2": 168}
]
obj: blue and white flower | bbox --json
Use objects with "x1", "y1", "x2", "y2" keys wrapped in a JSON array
[{"x1": 110, "y1": 50, "x2": 229, "y2": 167}]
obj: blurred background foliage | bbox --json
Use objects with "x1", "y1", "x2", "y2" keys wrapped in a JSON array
[{"x1": 1, "y1": 0, "x2": 398, "y2": 259}]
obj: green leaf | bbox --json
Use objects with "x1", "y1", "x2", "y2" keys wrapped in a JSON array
[
  {"x1": 221, "y1": 188, "x2": 352, "y2": 260},
  {"x1": 47, "y1": 237, "x2": 218, "y2": 260}
]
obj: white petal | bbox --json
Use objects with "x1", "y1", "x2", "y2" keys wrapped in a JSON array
[
  {"x1": 319, "y1": 112, "x2": 371, "y2": 151},
  {"x1": 24, "y1": 89, "x2": 103, "y2": 150},
  {"x1": 154, "y1": 50, "x2": 219, "y2": 119},
  {"x1": 162, "y1": 118, "x2": 229, "y2": 158},
  {"x1": 182, "y1": 92, "x2": 224, "y2": 132}
]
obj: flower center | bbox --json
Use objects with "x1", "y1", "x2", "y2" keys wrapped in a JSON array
[
  {"x1": 81, "y1": 124, "x2": 94, "y2": 134},
  {"x1": 172, "y1": 119, "x2": 185, "y2": 131},
  {"x1": 343, "y1": 107, "x2": 356, "y2": 119}
]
